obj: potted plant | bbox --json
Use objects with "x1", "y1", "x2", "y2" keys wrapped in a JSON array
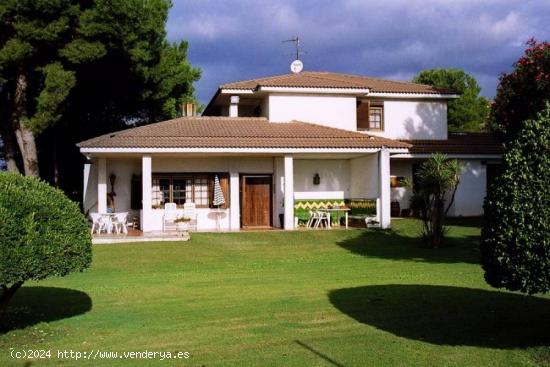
[{"x1": 174, "y1": 216, "x2": 191, "y2": 231}]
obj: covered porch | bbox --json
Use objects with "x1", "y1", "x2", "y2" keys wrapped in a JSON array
[{"x1": 82, "y1": 150, "x2": 393, "y2": 234}]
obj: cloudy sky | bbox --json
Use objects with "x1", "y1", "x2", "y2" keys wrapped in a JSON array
[{"x1": 167, "y1": 0, "x2": 550, "y2": 104}]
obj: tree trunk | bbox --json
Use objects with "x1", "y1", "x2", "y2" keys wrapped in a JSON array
[
  {"x1": 0, "y1": 87, "x2": 22, "y2": 172},
  {"x1": 0, "y1": 120, "x2": 21, "y2": 173},
  {"x1": 0, "y1": 282, "x2": 24, "y2": 315},
  {"x1": 11, "y1": 69, "x2": 39, "y2": 177}
]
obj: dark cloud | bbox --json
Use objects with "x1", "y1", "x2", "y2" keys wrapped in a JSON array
[{"x1": 167, "y1": 0, "x2": 550, "y2": 104}]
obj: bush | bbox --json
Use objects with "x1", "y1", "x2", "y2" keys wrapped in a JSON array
[
  {"x1": 481, "y1": 104, "x2": 550, "y2": 294},
  {"x1": 0, "y1": 172, "x2": 92, "y2": 311},
  {"x1": 490, "y1": 39, "x2": 550, "y2": 141}
]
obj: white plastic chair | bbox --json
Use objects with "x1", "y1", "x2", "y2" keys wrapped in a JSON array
[
  {"x1": 113, "y1": 212, "x2": 129, "y2": 234},
  {"x1": 306, "y1": 211, "x2": 317, "y2": 228},
  {"x1": 163, "y1": 203, "x2": 178, "y2": 232},
  {"x1": 183, "y1": 202, "x2": 198, "y2": 231},
  {"x1": 314, "y1": 211, "x2": 330, "y2": 229},
  {"x1": 90, "y1": 213, "x2": 106, "y2": 235}
]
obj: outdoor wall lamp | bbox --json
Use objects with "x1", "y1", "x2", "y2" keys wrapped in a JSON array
[{"x1": 313, "y1": 173, "x2": 320, "y2": 185}]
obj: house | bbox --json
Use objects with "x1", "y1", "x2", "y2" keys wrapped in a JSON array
[{"x1": 78, "y1": 70, "x2": 502, "y2": 232}]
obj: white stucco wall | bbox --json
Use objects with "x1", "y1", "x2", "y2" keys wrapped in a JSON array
[
  {"x1": 261, "y1": 96, "x2": 269, "y2": 118},
  {"x1": 273, "y1": 157, "x2": 284, "y2": 227},
  {"x1": 107, "y1": 159, "x2": 141, "y2": 215},
  {"x1": 293, "y1": 159, "x2": 350, "y2": 199},
  {"x1": 152, "y1": 156, "x2": 273, "y2": 173},
  {"x1": 146, "y1": 208, "x2": 231, "y2": 232},
  {"x1": 450, "y1": 159, "x2": 487, "y2": 216},
  {"x1": 350, "y1": 154, "x2": 379, "y2": 199},
  {"x1": 390, "y1": 160, "x2": 413, "y2": 210},
  {"x1": 367, "y1": 100, "x2": 448, "y2": 140},
  {"x1": 268, "y1": 94, "x2": 357, "y2": 130},
  {"x1": 83, "y1": 161, "x2": 98, "y2": 214},
  {"x1": 389, "y1": 158, "x2": 487, "y2": 216}
]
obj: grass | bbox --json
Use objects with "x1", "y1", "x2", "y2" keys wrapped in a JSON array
[{"x1": 1, "y1": 218, "x2": 550, "y2": 366}]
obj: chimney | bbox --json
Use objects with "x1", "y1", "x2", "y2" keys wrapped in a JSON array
[
  {"x1": 182, "y1": 102, "x2": 196, "y2": 117},
  {"x1": 229, "y1": 95, "x2": 239, "y2": 117}
]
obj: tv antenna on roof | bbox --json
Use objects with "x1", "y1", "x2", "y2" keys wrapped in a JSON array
[{"x1": 282, "y1": 36, "x2": 305, "y2": 73}]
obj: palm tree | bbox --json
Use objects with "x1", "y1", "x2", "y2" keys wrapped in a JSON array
[{"x1": 411, "y1": 153, "x2": 460, "y2": 248}]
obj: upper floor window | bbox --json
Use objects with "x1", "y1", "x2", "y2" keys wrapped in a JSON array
[
  {"x1": 357, "y1": 100, "x2": 384, "y2": 131},
  {"x1": 369, "y1": 106, "x2": 383, "y2": 130}
]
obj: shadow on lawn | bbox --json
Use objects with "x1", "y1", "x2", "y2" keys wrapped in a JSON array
[
  {"x1": 329, "y1": 284, "x2": 550, "y2": 348},
  {"x1": 336, "y1": 228, "x2": 480, "y2": 264},
  {"x1": 0, "y1": 287, "x2": 92, "y2": 333}
]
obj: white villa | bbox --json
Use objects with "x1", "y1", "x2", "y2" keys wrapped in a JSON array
[{"x1": 78, "y1": 70, "x2": 502, "y2": 232}]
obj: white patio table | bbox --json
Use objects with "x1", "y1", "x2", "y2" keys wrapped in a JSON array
[
  {"x1": 210, "y1": 208, "x2": 227, "y2": 231},
  {"x1": 100, "y1": 213, "x2": 116, "y2": 234},
  {"x1": 316, "y1": 208, "x2": 350, "y2": 229}
]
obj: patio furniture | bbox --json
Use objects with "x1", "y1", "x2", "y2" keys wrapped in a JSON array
[
  {"x1": 183, "y1": 202, "x2": 198, "y2": 231},
  {"x1": 306, "y1": 210, "x2": 316, "y2": 228},
  {"x1": 210, "y1": 208, "x2": 226, "y2": 231},
  {"x1": 128, "y1": 215, "x2": 140, "y2": 230},
  {"x1": 306, "y1": 211, "x2": 327, "y2": 229},
  {"x1": 320, "y1": 211, "x2": 331, "y2": 228},
  {"x1": 101, "y1": 212, "x2": 116, "y2": 233},
  {"x1": 317, "y1": 208, "x2": 350, "y2": 229},
  {"x1": 90, "y1": 213, "x2": 106, "y2": 235},
  {"x1": 163, "y1": 203, "x2": 178, "y2": 232},
  {"x1": 113, "y1": 212, "x2": 129, "y2": 234}
]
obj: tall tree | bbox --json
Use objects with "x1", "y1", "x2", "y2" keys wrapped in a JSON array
[
  {"x1": 412, "y1": 69, "x2": 489, "y2": 132},
  {"x1": 490, "y1": 39, "x2": 549, "y2": 141},
  {"x1": 0, "y1": 0, "x2": 80, "y2": 176},
  {"x1": 0, "y1": 0, "x2": 200, "y2": 182},
  {"x1": 481, "y1": 104, "x2": 550, "y2": 294}
]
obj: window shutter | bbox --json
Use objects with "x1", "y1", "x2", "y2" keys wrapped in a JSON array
[
  {"x1": 357, "y1": 100, "x2": 370, "y2": 129},
  {"x1": 219, "y1": 174, "x2": 230, "y2": 209}
]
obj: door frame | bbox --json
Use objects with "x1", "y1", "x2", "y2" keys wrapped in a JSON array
[{"x1": 240, "y1": 174, "x2": 273, "y2": 228}]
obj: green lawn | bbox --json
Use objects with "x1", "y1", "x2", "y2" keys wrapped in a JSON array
[{"x1": 1, "y1": 219, "x2": 550, "y2": 366}]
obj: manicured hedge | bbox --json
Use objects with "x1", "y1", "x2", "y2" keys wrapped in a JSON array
[{"x1": 0, "y1": 172, "x2": 92, "y2": 289}]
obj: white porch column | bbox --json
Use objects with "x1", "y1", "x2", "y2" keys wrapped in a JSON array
[
  {"x1": 229, "y1": 172, "x2": 240, "y2": 231},
  {"x1": 141, "y1": 155, "x2": 152, "y2": 232},
  {"x1": 283, "y1": 155, "x2": 294, "y2": 230},
  {"x1": 97, "y1": 157, "x2": 107, "y2": 213},
  {"x1": 229, "y1": 96, "x2": 239, "y2": 117},
  {"x1": 378, "y1": 148, "x2": 391, "y2": 228},
  {"x1": 83, "y1": 160, "x2": 92, "y2": 208}
]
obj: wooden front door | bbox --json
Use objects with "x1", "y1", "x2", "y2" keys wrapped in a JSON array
[{"x1": 241, "y1": 175, "x2": 272, "y2": 228}]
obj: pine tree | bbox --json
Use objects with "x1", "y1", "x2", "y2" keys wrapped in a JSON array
[{"x1": 0, "y1": 0, "x2": 200, "y2": 180}]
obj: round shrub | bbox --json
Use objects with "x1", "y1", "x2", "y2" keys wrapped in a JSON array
[
  {"x1": 0, "y1": 172, "x2": 92, "y2": 309},
  {"x1": 481, "y1": 105, "x2": 550, "y2": 294}
]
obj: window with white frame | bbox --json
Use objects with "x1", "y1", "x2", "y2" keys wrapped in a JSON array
[
  {"x1": 150, "y1": 173, "x2": 229, "y2": 209},
  {"x1": 369, "y1": 105, "x2": 383, "y2": 130}
]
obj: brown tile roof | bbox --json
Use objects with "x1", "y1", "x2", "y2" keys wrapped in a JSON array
[
  {"x1": 220, "y1": 71, "x2": 455, "y2": 95},
  {"x1": 402, "y1": 133, "x2": 503, "y2": 155},
  {"x1": 77, "y1": 116, "x2": 410, "y2": 150}
]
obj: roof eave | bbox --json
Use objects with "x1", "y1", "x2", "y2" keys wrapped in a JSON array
[
  {"x1": 367, "y1": 92, "x2": 460, "y2": 99},
  {"x1": 257, "y1": 86, "x2": 370, "y2": 95},
  {"x1": 79, "y1": 147, "x2": 409, "y2": 154},
  {"x1": 202, "y1": 88, "x2": 222, "y2": 116}
]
